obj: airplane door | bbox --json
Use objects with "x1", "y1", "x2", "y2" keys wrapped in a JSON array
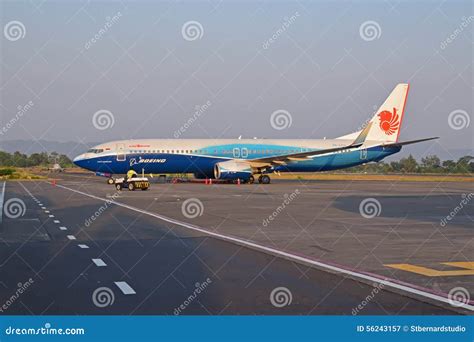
[
  {"x1": 233, "y1": 147, "x2": 240, "y2": 158},
  {"x1": 360, "y1": 148, "x2": 367, "y2": 160},
  {"x1": 241, "y1": 148, "x2": 248, "y2": 158},
  {"x1": 116, "y1": 143, "x2": 126, "y2": 161}
]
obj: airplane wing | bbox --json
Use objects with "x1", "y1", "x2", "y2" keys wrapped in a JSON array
[
  {"x1": 247, "y1": 123, "x2": 374, "y2": 168},
  {"x1": 246, "y1": 132, "x2": 438, "y2": 169},
  {"x1": 249, "y1": 144, "x2": 363, "y2": 167}
]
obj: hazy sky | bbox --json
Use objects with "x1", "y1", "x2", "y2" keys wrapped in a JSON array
[{"x1": 0, "y1": 0, "x2": 472, "y2": 159}]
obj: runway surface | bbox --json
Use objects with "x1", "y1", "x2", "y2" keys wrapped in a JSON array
[{"x1": 0, "y1": 172, "x2": 472, "y2": 315}]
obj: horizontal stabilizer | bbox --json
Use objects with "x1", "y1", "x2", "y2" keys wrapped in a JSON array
[{"x1": 383, "y1": 137, "x2": 439, "y2": 147}]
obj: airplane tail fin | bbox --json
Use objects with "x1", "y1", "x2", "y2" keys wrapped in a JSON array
[{"x1": 363, "y1": 83, "x2": 409, "y2": 143}]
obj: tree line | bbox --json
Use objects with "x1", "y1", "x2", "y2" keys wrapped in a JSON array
[
  {"x1": 0, "y1": 151, "x2": 73, "y2": 168},
  {"x1": 345, "y1": 155, "x2": 473, "y2": 174},
  {"x1": 0, "y1": 150, "x2": 472, "y2": 174}
]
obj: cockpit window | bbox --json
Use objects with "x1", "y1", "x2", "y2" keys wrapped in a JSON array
[{"x1": 87, "y1": 149, "x2": 104, "y2": 154}]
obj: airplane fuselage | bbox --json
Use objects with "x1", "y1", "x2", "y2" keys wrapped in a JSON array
[{"x1": 73, "y1": 138, "x2": 401, "y2": 177}]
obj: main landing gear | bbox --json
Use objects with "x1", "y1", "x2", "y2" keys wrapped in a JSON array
[{"x1": 258, "y1": 175, "x2": 271, "y2": 184}]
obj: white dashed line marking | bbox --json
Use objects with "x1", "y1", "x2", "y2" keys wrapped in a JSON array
[
  {"x1": 92, "y1": 259, "x2": 107, "y2": 267},
  {"x1": 77, "y1": 244, "x2": 89, "y2": 249},
  {"x1": 114, "y1": 281, "x2": 136, "y2": 295},
  {"x1": 67, "y1": 235, "x2": 76, "y2": 240},
  {"x1": 59, "y1": 226, "x2": 67, "y2": 230},
  {"x1": 49, "y1": 215, "x2": 54, "y2": 218},
  {"x1": 54, "y1": 220, "x2": 60, "y2": 223},
  {"x1": 44, "y1": 210, "x2": 50, "y2": 213},
  {"x1": 56, "y1": 183, "x2": 474, "y2": 311}
]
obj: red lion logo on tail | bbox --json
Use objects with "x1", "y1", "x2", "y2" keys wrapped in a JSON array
[{"x1": 378, "y1": 107, "x2": 400, "y2": 135}]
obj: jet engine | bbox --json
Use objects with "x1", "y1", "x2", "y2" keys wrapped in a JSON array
[{"x1": 214, "y1": 160, "x2": 252, "y2": 181}]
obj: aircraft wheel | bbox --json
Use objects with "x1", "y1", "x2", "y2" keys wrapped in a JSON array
[
  {"x1": 128, "y1": 183, "x2": 135, "y2": 191},
  {"x1": 115, "y1": 184, "x2": 122, "y2": 191},
  {"x1": 260, "y1": 175, "x2": 271, "y2": 184},
  {"x1": 107, "y1": 178, "x2": 115, "y2": 185}
]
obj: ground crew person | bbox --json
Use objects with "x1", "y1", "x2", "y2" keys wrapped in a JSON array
[{"x1": 126, "y1": 169, "x2": 138, "y2": 181}]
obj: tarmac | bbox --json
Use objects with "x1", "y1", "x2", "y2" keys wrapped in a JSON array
[{"x1": 0, "y1": 172, "x2": 472, "y2": 315}]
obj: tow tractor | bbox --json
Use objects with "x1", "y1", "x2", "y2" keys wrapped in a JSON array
[{"x1": 114, "y1": 176, "x2": 150, "y2": 191}]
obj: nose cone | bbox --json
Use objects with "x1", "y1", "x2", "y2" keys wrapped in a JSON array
[{"x1": 73, "y1": 154, "x2": 85, "y2": 167}]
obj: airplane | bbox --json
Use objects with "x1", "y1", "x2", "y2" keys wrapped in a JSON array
[
  {"x1": 48, "y1": 163, "x2": 64, "y2": 173},
  {"x1": 73, "y1": 83, "x2": 438, "y2": 184}
]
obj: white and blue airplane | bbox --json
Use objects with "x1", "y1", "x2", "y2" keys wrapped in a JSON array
[{"x1": 73, "y1": 84, "x2": 437, "y2": 184}]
